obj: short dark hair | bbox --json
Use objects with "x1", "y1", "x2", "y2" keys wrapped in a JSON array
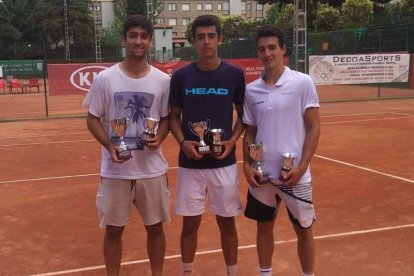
[
  {"x1": 255, "y1": 24, "x2": 285, "y2": 48},
  {"x1": 123, "y1": 15, "x2": 153, "y2": 38},
  {"x1": 191, "y1": 15, "x2": 221, "y2": 39}
]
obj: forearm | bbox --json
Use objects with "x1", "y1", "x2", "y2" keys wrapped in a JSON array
[
  {"x1": 243, "y1": 125, "x2": 257, "y2": 165},
  {"x1": 299, "y1": 127, "x2": 320, "y2": 170},
  {"x1": 86, "y1": 113, "x2": 113, "y2": 151},
  {"x1": 168, "y1": 107, "x2": 184, "y2": 144},
  {"x1": 298, "y1": 108, "x2": 320, "y2": 171},
  {"x1": 156, "y1": 116, "x2": 170, "y2": 143}
]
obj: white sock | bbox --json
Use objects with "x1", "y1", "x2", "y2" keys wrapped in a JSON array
[
  {"x1": 227, "y1": 264, "x2": 237, "y2": 275},
  {"x1": 302, "y1": 273, "x2": 314, "y2": 276},
  {"x1": 182, "y1": 262, "x2": 193, "y2": 275},
  {"x1": 260, "y1": 267, "x2": 272, "y2": 276}
]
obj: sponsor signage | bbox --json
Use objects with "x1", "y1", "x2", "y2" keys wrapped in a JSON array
[
  {"x1": 47, "y1": 57, "x2": 290, "y2": 95},
  {"x1": 309, "y1": 54, "x2": 410, "y2": 85},
  {"x1": 0, "y1": 60, "x2": 44, "y2": 76}
]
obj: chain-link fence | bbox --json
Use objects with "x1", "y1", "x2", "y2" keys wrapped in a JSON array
[{"x1": 1, "y1": 23, "x2": 414, "y2": 122}]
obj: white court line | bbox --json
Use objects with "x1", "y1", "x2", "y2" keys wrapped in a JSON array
[
  {"x1": 0, "y1": 139, "x2": 95, "y2": 147},
  {"x1": 321, "y1": 115, "x2": 413, "y2": 125},
  {"x1": 315, "y1": 155, "x2": 414, "y2": 184},
  {"x1": 29, "y1": 223, "x2": 414, "y2": 276},
  {"x1": 2, "y1": 153, "x2": 414, "y2": 185},
  {"x1": 321, "y1": 112, "x2": 390, "y2": 118}
]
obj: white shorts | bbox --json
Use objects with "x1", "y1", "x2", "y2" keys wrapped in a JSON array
[
  {"x1": 175, "y1": 164, "x2": 243, "y2": 217},
  {"x1": 96, "y1": 175, "x2": 170, "y2": 227}
]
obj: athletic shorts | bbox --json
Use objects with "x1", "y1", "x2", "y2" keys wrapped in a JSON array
[
  {"x1": 175, "y1": 164, "x2": 243, "y2": 217},
  {"x1": 244, "y1": 182, "x2": 315, "y2": 229},
  {"x1": 96, "y1": 174, "x2": 170, "y2": 227}
]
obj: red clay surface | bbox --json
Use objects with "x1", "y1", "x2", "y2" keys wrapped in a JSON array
[{"x1": 1, "y1": 99, "x2": 414, "y2": 275}]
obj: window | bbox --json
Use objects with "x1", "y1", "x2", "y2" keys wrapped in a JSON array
[
  {"x1": 196, "y1": 3, "x2": 202, "y2": 11},
  {"x1": 257, "y1": 3, "x2": 263, "y2": 11},
  {"x1": 172, "y1": 32, "x2": 178, "y2": 37},
  {"x1": 168, "y1": 18, "x2": 177, "y2": 26},
  {"x1": 182, "y1": 18, "x2": 191, "y2": 26},
  {"x1": 182, "y1": 3, "x2": 190, "y2": 11},
  {"x1": 217, "y1": 3, "x2": 222, "y2": 11},
  {"x1": 241, "y1": 2, "x2": 245, "y2": 11},
  {"x1": 205, "y1": 3, "x2": 213, "y2": 11},
  {"x1": 223, "y1": 2, "x2": 229, "y2": 11},
  {"x1": 157, "y1": 18, "x2": 164, "y2": 24},
  {"x1": 168, "y1": 3, "x2": 177, "y2": 11}
]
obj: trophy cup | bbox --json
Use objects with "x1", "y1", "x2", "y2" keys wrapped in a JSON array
[
  {"x1": 111, "y1": 117, "x2": 132, "y2": 160},
  {"x1": 188, "y1": 120, "x2": 211, "y2": 154},
  {"x1": 279, "y1": 152, "x2": 296, "y2": 182},
  {"x1": 210, "y1": 129, "x2": 224, "y2": 155},
  {"x1": 247, "y1": 142, "x2": 270, "y2": 184},
  {"x1": 142, "y1": 117, "x2": 159, "y2": 143}
]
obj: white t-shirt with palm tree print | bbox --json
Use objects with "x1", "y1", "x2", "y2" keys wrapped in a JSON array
[{"x1": 83, "y1": 63, "x2": 170, "y2": 179}]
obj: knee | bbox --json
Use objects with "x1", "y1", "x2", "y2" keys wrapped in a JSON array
[
  {"x1": 216, "y1": 216, "x2": 236, "y2": 235},
  {"x1": 257, "y1": 221, "x2": 274, "y2": 235},
  {"x1": 182, "y1": 216, "x2": 201, "y2": 235},
  {"x1": 105, "y1": 226, "x2": 124, "y2": 242},
  {"x1": 145, "y1": 222, "x2": 164, "y2": 237}
]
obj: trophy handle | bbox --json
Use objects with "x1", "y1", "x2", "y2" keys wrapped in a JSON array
[{"x1": 188, "y1": 121, "x2": 198, "y2": 137}]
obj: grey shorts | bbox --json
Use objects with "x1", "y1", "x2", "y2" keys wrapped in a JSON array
[{"x1": 96, "y1": 174, "x2": 170, "y2": 227}]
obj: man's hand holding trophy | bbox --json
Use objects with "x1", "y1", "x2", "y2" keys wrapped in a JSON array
[
  {"x1": 247, "y1": 142, "x2": 271, "y2": 185},
  {"x1": 142, "y1": 116, "x2": 160, "y2": 149},
  {"x1": 111, "y1": 117, "x2": 132, "y2": 161}
]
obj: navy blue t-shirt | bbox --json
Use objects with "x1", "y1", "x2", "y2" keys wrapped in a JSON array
[{"x1": 169, "y1": 61, "x2": 245, "y2": 169}]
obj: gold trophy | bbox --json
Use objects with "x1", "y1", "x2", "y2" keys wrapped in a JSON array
[
  {"x1": 247, "y1": 142, "x2": 270, "y2": 184},
  {"x1": 142, "y1": 117, "x2": 159, "y2": 143},
  {"x1": 188, "y1": 120, "x2": 210, "y2": 154},
  {"x1": 279, "y1": 152, "x2": 296, "y2": 182},
  {"x1": 111, "y1": 117, "x2": 132, "y2": 160},
  {"x1": 210, "y1": 129, "x2": 224, "y2": 155}
]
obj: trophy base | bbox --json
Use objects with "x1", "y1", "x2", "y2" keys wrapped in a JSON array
[
  {"x1": 197, "y1": 145, "x2": 211, "y2": 154},
  {"x1": 279, "y1": 168, "x2": 291, "y2": 182},
  {"x1": 255, "y1": 175, "x2": 271, "y2": 185},
  {"x1": 142, "y1": 132, "x2": 155, "y2": 143},
  {"x1": 117, "y1": 149, "x2": 132, "y2": 160},
  {"x1": 212, "y1": 144, "x2": 223, "y2": 155}
]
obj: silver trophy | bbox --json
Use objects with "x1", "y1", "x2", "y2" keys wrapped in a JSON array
[
  {"x1": 188, "y1": 120, "x2": 211, "y2": 154},
  {"x1": 279, "y1": 152, "x2": 296, "y2": 182},
  {"x1": 210, "y1": 129, "x2": 224, "y2": 155},
  {"x1": 247, "y1": 142, "x2": 270, "y2": 184},
  {"x1": 111, "y1": 117, "x2": 132, "y2": 160},
  {"x1": 142, "y1": 117, "x2": 159, "y2": 143}
]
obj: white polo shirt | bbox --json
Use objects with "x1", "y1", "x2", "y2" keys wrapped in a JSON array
[{"x1": 243, "y1": 66, "x2": 319, "y2": 184}]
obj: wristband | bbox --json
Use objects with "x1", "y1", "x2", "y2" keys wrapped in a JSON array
[{"x1": 179, "y1": 138, "x2": 185, "y2": 148}]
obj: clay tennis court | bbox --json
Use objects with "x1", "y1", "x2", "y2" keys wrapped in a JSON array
[{"x1": 1, "y1": 98, "x2": 414, "y2": 275}]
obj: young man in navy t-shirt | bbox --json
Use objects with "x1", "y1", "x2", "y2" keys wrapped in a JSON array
[{"x1": 169, "y1": 15, "x2": 245, "y2": 276}]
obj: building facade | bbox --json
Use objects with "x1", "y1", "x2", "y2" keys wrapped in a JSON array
[{"x1": 157, "y1": 0, "x2": 272, "y2": 46}]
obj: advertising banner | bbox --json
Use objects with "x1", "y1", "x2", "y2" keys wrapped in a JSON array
[
  {"x1": 309, "y1": 54, "x2": 410, "y2": 85},
  {"x1": 0, "y1": 60, "x2": 44, "y2": 76},
  {"x1": 47, "y1": 57, "x2": 289, "y2": 96}
]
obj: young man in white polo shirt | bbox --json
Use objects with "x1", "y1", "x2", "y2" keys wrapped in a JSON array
[{"x1": 242, "y1": 25, "x2": 320, "y2": 276}]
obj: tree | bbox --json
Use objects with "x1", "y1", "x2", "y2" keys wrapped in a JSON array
[
  {"x1": 126, "y1": 0, "x2": 145, "y2": 16},
  {"x1": 222, "y1": 15, "x2": 246, "y2": 42},
  {"x1": 265, "y1": 4, "x2": 281, "y2": 24},
  {"x1": 276, "y1": 3, "x2": 294, "y2": 33},
  {"x1": 313, "y1": 2, "x2": 341, "y2": 31},
  {"x1": 401, "y1": 0, "x2": 414, "y2": 17},
  {"x1": 341, "y1": 0, "x2": 373, "y2": 28}
]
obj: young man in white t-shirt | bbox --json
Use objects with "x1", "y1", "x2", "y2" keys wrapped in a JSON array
[
  {"x1": 242, "y1": 25, "x2": 320, "y2": 276},
  {"x1": 83, "y1": 15, "x2": 170, "y2": 276}
]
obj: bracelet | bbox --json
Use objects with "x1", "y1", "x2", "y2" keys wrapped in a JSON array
[{"x1": 179, "y1": 138, "x2": 185, "y2": 148}]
